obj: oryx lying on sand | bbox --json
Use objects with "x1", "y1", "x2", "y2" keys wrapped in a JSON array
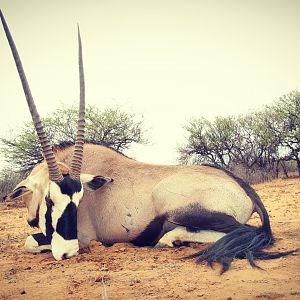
[{"x1": 1, "y1": 10, "x2": 295, "y2": 273}]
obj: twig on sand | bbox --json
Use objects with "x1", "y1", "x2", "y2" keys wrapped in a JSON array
[{"x1": 101, "y1": 275, "x2": 108, "y2": 300}]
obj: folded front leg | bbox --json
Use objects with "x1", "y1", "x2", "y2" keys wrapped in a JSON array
[{"x1": 24, "y1": 233, "x2": 52, "y2": 253}]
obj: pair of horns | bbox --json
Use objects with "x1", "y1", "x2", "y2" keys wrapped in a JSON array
[{"x1": 0, "y1": 10, "x2": 85, "y2": 182}]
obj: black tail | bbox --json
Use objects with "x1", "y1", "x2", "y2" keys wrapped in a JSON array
[
  {"x1": 185, "y1": 225, "x2": 296, "y2": 274},
  {"x1": 185, "y1": 164, "x2": 298, "y2": 273}
]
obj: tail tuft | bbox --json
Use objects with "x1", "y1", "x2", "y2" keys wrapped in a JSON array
[{"x1": 184, "y1": 226, "x2": 297, "y2": 274}]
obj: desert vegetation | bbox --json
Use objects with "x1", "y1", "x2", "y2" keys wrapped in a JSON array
[
  {"x1": 0, "y1": 104, "x2": 146, "y2": 199},
  {"x1": 179, "y1": 91, "x2": 300, "y2": 183},
  {"x1": 0, "y1": 91, "x2": 299, "y2": 198}
]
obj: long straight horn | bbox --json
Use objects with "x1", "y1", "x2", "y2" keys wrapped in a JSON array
[
  {"x1": 69, "y1": 25, "x2": 85, "y2": 180},
  {"x1": 0, "y1": 10, "x2": 63, "y2": 182}
]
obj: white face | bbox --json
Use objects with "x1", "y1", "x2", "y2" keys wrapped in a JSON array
[{"x1": 46, "y1": 177, "x2": 84, "y2": 260}]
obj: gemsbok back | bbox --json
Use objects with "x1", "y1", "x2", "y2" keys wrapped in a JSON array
[{"x1": 1, "y1": 10, "x2": 296, "y2": 272}]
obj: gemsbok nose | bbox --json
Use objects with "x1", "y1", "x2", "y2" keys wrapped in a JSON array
[{"x1": 51, "y1": 235, "x2": 79, "y2": 261}]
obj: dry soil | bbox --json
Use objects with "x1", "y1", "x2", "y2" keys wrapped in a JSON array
[{"x1": 0, "y1": 178, "x2": 299, "y2": 299}]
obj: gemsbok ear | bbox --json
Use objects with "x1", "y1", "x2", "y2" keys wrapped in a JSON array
[
  {"x1": 80, "y1": 174, "x2": 113, "y2": 191},
  {"x1": 8, "y1": 186, "x2": 32, "y2": 200}
]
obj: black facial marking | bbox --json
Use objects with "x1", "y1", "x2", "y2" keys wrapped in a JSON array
[
  {"x1": 170, "y1": 204, "x2": 244, "y2": 233},
  {"x1": 45, "y1": 196, "x2": 54, "y2": 237},
  {"x1": 58, "y1": 175, "x2": 82, "y2": 198},
  {"x1": 28, "y1": 203, "x2": 41, "y2": 228},
  {"x1": 56, "y1": 202, "x2": 77, "y2": 240},
  {"x1": 131, "y1": 216, "x2": 177, "y2": 247},
  {"x1": 28, "y1": 218, "x2": 39, "y2": 228}
]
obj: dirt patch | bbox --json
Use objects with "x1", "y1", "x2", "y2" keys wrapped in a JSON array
[{"x1": 0, "y1": 178, "x2": 299, "y2": 299}]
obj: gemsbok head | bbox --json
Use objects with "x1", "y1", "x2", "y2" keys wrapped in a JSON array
[{"x1": 0, "y1": 10, "x2": 113, "y2": 260}]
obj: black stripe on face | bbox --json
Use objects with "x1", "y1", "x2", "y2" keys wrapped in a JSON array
[
  {"x1": 56, "y1": 202, "x2": 77, "y2": 240},
  {"x1": 57, "y1": 175, "x2": 82, "y2": 198},
  {"x1": 28, "y1": 217, "x2": 39, "y2": 228},
  {"x1": 45, "y1": 197, "x2": 54, "y2": 237}
]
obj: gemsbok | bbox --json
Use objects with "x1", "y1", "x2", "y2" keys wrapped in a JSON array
[{"x1": 1, "y1": 10, "x2": 296, "y2": 272}]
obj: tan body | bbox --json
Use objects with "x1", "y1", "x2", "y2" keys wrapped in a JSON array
[{"x1": 41, "y1": 144, "x2": 255, "y2": 247}]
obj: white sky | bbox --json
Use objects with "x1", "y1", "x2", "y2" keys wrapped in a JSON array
[{"x1": 0, "y1": 0, "x2": 299, "y2": 169}]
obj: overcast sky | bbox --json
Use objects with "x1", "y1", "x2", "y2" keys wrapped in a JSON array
[{"x1": 0, "y1": 0, "x2": 299, "y2": 169}]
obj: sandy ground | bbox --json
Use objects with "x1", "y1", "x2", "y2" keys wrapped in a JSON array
[{"x1": 0, "y1": 178, "x2": 299, "y2": 300}]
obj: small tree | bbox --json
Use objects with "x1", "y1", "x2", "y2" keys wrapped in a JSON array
[
  {"x1": 179, "y1": 91, "x2": 300, "y2": 182},
  {"x1": 1, "y1": 104, "x2": 147, "y2": 171},
  {"x1": 264, "y1": 91, "x2": 300, "y2": 175},
  {"x1": 178, "y1": 116, "x2": 236, "y2": 167}
]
